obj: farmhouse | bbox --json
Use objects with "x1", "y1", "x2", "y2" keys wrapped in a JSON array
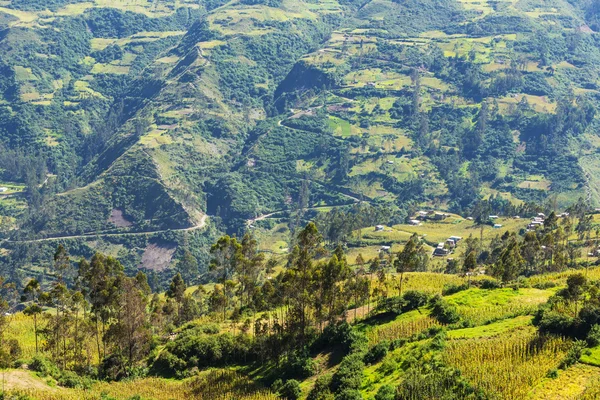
[
  {"x1": 433, "y1": 243, "x2": 449, "y2": 256},
  {"x1": 375, "y1": 225, "x2": 384, "y2": 232},
  {"x1": 379, "y1": 245, "x2": 391, "y2": 253}
]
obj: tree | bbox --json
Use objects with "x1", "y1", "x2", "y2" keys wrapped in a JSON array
[
  {"x1": 78, "y1": 253, "x2": 124, "y2": 360},
  {"x1": 394, "y1": 234, "x2": 425, "y2": 295},
  {"x1": 209, "y1": 284, "x2": 227, "y2": 320},
  {"x1": 492, "y1": 234, "x2": 525, "y2": 282},
  {"x1": 166, "y1": 273, "x2": 187, "y2": 325},
  {"x1": 462, "y1": 251, "x2": 477, "y2": 287},
  {"x1": 238, "y1": 233, "x2": 265, "y2": 308},
  {"x1": 23, "y1": 304, "x2": 42, "y2": 354},
  {"x1": 210, "y1": 236, "x2": 242, "y2": 283},
  {"x1": 287, "y1": 222, "x2": 323, "y2": 343},
  {"x1": 178, "y1": 250, "x2": 198, "y2": 285},
  {"x1": 107, "y1": 276, "x2": 151, "y2": 369}
]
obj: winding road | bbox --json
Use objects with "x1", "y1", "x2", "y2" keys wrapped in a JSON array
[{"x1": 2, "y1": 214, "x2": 208, "y2": 244}]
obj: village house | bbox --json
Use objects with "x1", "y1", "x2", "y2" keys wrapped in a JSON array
[
  {"x1": 409, "y1": 219, "x2": 421, "y2": 226},
  {"x1": 433, "y1": 243, "x2": 449, "y2": 256},
  {"x1": 379, "y1": 245, "x2": 391, "y2": 253},
  {"x1": 375, "y1": 225, "x2": 384, "y2": 232}
]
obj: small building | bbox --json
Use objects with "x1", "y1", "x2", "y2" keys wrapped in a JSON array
[
  {"x1": 448, "y1": 236, "x2": 462, "y2": 243},
  {"x1": 537, "y1": 213, "x2": 546, "y2": 219},
  {"x1": 409, "y1": 220, "x2": 421, "y2": 226},
  {"x1": 433, "y1": 245, "x2": 449, "y2": 256},
  {"x1": 489, "y1": 215, "x2": 499, "y2": 220},
  {"x1": 446, "y1": 239, "x2": 457, "y2": 247},
  {"x1": 375, "y1": 225, "x2": 385, "y2": 232},
  {"x1": 466, "y1": 217, "x2": 474, "y2": 221},
  {"x1": 0, "y1": 187, "x2": 6, "y2": 193},
  {"x1": 417, "y1": 211, "x2": 428, "y2": 219},
  {"x1": 379, "y1": 245, "x2": 391, "y2": 253},
  {"x1": 432, "y1": 212, "x2": 448, "y2": 221},
  {"x1": 513, "y1": 216, "x2": 520, "y2": 219},
  {"x1": 493, "y1": 224, "x2": 503, "y2": 229}
]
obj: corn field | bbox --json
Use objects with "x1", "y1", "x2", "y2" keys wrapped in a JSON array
[
  {"x1": 457, "y1": 303, "x2": 537, "y2": 325},
  {"x1": 367, "y1": 316, "x2": 439, "y2": 344},
  {"x1": 443, "y1": 329, "x2": 569, "y2": 399},
  {"x1": 581, "y1": 377, "x2": 600, "y2": 400},
  {"x1": 5, "y1": 369, "x2": 276, "y2": 400}
]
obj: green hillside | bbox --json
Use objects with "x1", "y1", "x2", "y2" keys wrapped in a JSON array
[
  {"x1": 2, "y1": 0, "x2": 600, "y2": 395},
  {"x1": 1, "y1": 0, "x2": 600, "y2": 280}
]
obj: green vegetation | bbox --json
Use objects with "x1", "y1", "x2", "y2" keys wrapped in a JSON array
[{"x1": 3, "y1": 0, "x2": 600, "y2": 397}]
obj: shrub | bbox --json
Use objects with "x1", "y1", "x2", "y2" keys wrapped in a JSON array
[
  {"x1": 364, "y1": 341, "x2": 389, "y2": 365},
  {"x1": 390, "y1": 338, "x2": 407, "y2": 350},
  {"x1": 58, "y1": 370, "x2": 92, "y2": 389},
  {"x1": 479, "y1": 279, "x2": 502, "y2": 289},
  {"x1": 442, "y1": 283, "x2": 469, "y2": 296},
  {"x1": 29, "y1": 355, "x2": 60, "y2": 378},
  {"x1": 149, "y1": 351, "x2": 186, "y2": 377},
  {"x1": 559, "y1": 340, "x2": 586, "y2": 369},
  {"x1": 284, "y1": 350, "x2": 316, "y2": 379},
  {"x1": 375, "y1": 291, "x2": 429, "y2": 315},
  {"x1": 587, "y1": 324, "x2": 600, "y2": 347},
  {"x1": 308, "y1": 374, "x2": 333, "y2": 400},
  {"x1": 533, "y1": 281, "x2": 557, "y2": 290},
  {"x1": 375, "y1": 385, "x2": 396, "y2": 400},
  {"x1": 533, "y1": 305, "x2": 576, "y2": 335},
  {"x1": 335, "y1": 388, "x2": 363, "y2": 400},
  {"x1": 100, "y1": 354, "x2": 128, "y2": 381},
  {"x1": 546, "y1": 368, "x2": 559, "y2": 379},
  {"x1": 429, "y1": 295, "x2": 460, "y2": 324},
  {"x1": 331, "y1": 353, "x2": 364, "y2": 393},
  {"x1": 402, "y1": 290, "x2": 429, "y2": 310},
  {"x1": 280, "y1": 379, "x2": 302, "y2": 400}
]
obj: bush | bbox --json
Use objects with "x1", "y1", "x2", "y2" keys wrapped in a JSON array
[
  {"x1": 429, "y1": 295, "x2": 460, "y2": 324},
  {"x1": 29, "y1": 355, "x2": 60, "y2": 378},
  {"x1": 375, "y1": 291, "x2": 429, "y2": 315},
  {"x1": 546, "y1": 368, "x2": 559, "y2": 379},
  {"x1": 58, "y1": 370, "x2": 92, "y2": 389},
  {"x1": 284, "y1": 350, "x2": 316, "y2": 379},
  {"x1": 478, "y1": 279, "x2": 502, "y2": 289},
  {"x1": 533, "y1": 305, "x2": 577, "y2": 335},
  {"x1": 335, "y1": 388, "x2": 363, "y2": 400},
  {"x1": 363, "y1": 341, "x2": 389, "y2": 365},
  {"x1": 331, "y1": 353, "x2": 364, "y2": 393},
  {"x1": 532, "y1": 281, "x2": 557, "y2": 290},
  {"x1": 442, "y1": 283, "x2": 469, "y2": 296},
  {"x1": 280, "y1": 379, "x2": 302, "y2": 400},
  {"x1": 375, "y1": 385, "x2": 396, "y2": 400},
  {"x1": 308, "y1": 374, "x2": 333, "y2": 400},
  {"x1": 559, "y1": 340, "x2": 586, "y2": 369},
  {"x1": 402, "y1": 290, "x2": 429, "y2": 310},
  {"x1": 587, "y1": 324, "x2": 600, "y2": 347},
  {"x1": 390, "y1": 338, "x2": 407, "y2": 350}
]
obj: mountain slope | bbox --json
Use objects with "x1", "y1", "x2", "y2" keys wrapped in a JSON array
[{"x1": 1, "y1": 0, "x2": 600, "y2": 278}]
